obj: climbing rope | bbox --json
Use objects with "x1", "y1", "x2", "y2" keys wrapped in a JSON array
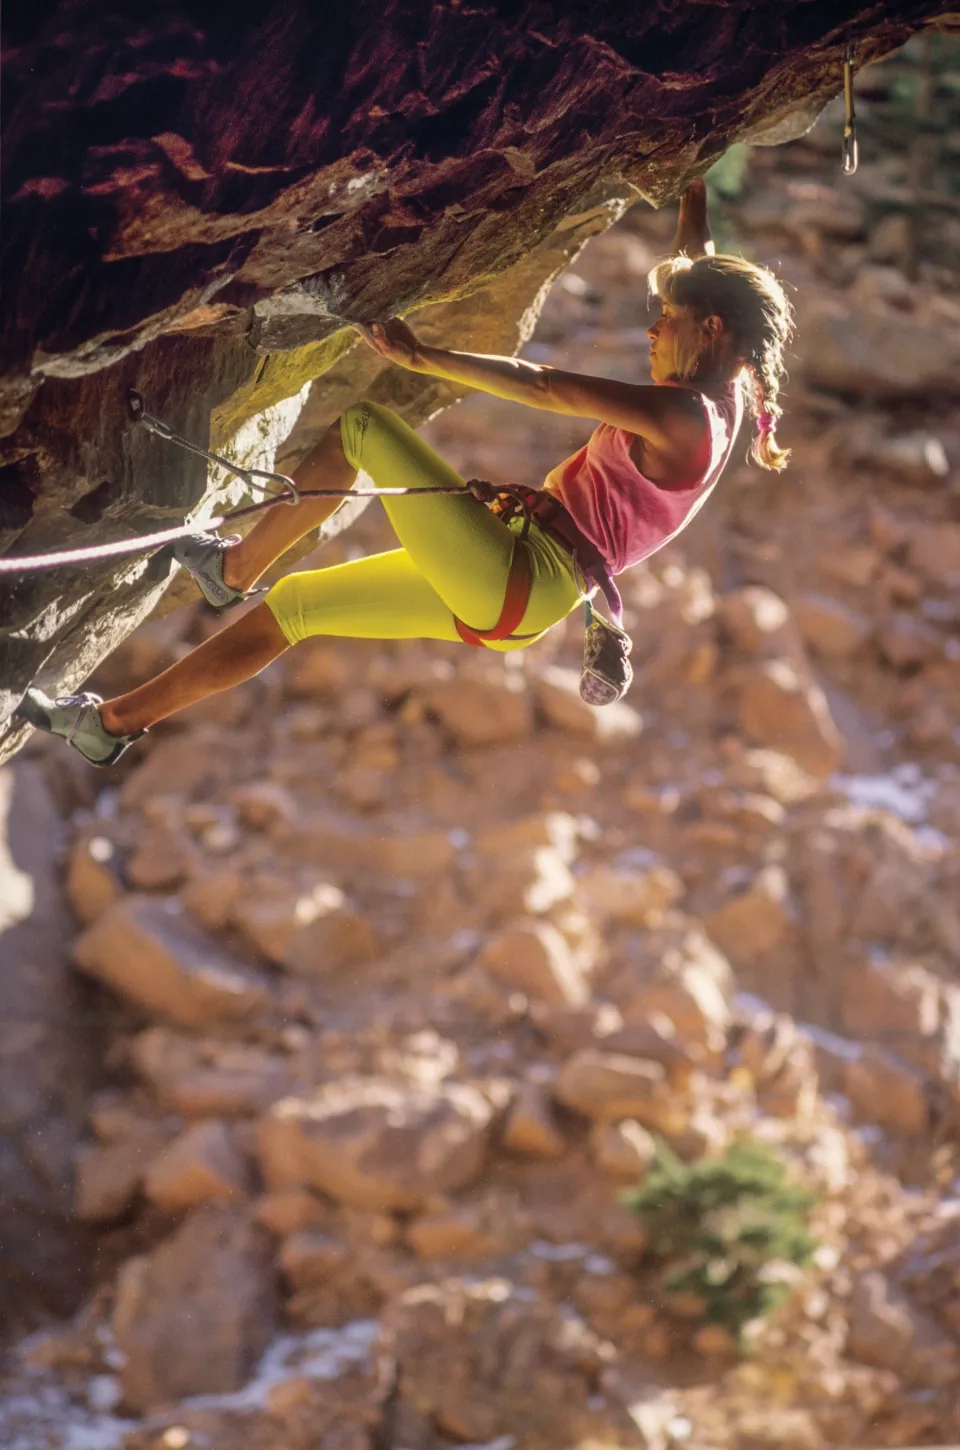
[{"x1": 0, "y1": 390, "x2": 530, "y2": 575}]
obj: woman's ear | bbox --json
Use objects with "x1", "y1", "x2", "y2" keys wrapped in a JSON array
[{"x1": 701, "y1": 313, "x2": 725, "y2": 343}]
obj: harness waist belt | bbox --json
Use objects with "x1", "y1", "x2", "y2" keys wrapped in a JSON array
[{"x1": 454, "y1": 483, "x2": 623, "y2": 648}]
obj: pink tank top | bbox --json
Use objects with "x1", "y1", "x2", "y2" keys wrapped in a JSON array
[{"x1": 543, "y1": 378, "x2": 743, "y2": 577}]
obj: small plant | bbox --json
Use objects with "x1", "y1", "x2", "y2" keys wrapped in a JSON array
[{"x1": 621, "y1": 1138, "x2": 818, "y2": 1343}]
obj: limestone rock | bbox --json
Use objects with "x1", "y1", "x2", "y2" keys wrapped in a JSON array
[
  {"x1": 291, "y1": 812, "x2": 457, "y2": 878},
  {"x1": 705, "y1": 865, "x2": 795, "y2": 965},
  {"x1": 473, "y1": 812, "x2": 579, "y2": 863},
  {"x1": 726, "y1": 748, "x2": 820, "y2": 805},
  {"x1": 844, "y1": 1044, "x2": 930, "y2": 1137},
  {"x1": 74, "y1": 1131, "x2": 169, "y2": 1224},
  {"x1": 796, "y1": 293, "x2": 960, "y2": 399},
  {"x1": 232, "y1": 882, "x2": 378, "y2": 976},
  {"x1": 848, "y1": 1271, "x2": 960, "y2": 1387},
  {"x1": 125, "y1": 822, "x2": 198, "y2": 892},
  {"x1": 130, "y1": 1027, "x2": 294, "y2": 1117},
  {"x1": 258, "y1": 1077, "x2": 493, "y2": 1210},
  {"x1": 463, "y1": 845, "x2": 576, "y2": 919},
  {"x1": 284, "y1": 908, "x2": 379, "y2": 980},
  {"x1": 794, "y1": 593, "x2": 872, "y2": 659},
  {"x1": 379, "y1": 1274, "x2": 643, "y2": 1448},
  {"x1": 501, "y1": 1082, "x2": 567, "y2": 1158},
  {"x1": 611, "y1": 923, "x2": 734, "y2": 1050},
  {"x1": 576, "y1": 858, "x2": 684, "y2": 927},
  {"x1": 590, "y1": 1119, "x2": 656, "y2": 1179},
  {"x1": 112, "y1": 1205, "x2": 276, "y2": 1412},
  {"x1": 143, "y1": 1120, "x2": 250, "y2": 1211},
  {"x1": 718, "y1": 586, "x2": 796, "y2": 656},
  {"x1": 479, "y1": 920, "x2": 589, "y2": 1007},
  {"x1": 876, "y1": 611, "x2": 941, "y2": 669},
  {"x1": 279, "y1": 1228, "x2": 349, "y2": 1289},
  {"x1": 230, "y1": 781, "x2": 298, "y2": 832},
  {"x1": 552, "y1": 1049, "x2": 684, "y2": 1132},
  {"x1": 423, "y1": 672, "x2": 533, "y2": 747},
  {"x1": 838, "y1": 955, "x2": 941, "y2": 1054},
  {"x1": 254, "y1": 1189, "x2": 328, "y2": 1237},
  {"x1": 906, "y1": 521, "x2": 960, "y2": 589},
  {"x1": 736, "y1": 657, "x2": 845, "y2": 777},
  {"x1": 72, "y1": 895, "x2": 271, "y2": 1026},
  {"x1": 534, "y1": 665, "x2": 643, "y2": 741},
  {"x1": 406, "y1": 1203, "x2": 506, "y2": 1260},
  {"x1": 65, "y1": 834, "x2": 123, "y2": 925}
]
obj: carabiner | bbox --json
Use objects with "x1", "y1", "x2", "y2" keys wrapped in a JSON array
[{"x1": 842, "y1": 43, "x2": 858, "y2": 176}]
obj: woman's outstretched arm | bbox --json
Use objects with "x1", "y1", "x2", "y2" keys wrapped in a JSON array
[{"x1": 355, "y1": 321, "x2": 701, "y2": 451}]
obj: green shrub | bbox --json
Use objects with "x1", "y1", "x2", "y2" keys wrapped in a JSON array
[{"x1": 620, "y1": 1138, "x2": 818, "y2": 1342}]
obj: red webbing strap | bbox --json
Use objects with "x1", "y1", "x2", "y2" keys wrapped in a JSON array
[{"x1": 455, "y1": 539, "x2": 533, "y2": 648}]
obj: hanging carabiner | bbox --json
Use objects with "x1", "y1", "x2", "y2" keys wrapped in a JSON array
[{"x1": 842, "y1": 43, "x2": 859, "y2": 176}]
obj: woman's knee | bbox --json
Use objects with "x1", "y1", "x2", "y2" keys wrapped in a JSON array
[
  {"x1": 340, "y1": 399, "x2": 403, "y2": 471},
  {"x1": 262, "y1": 577, "x2": 307, "y2": 646}
]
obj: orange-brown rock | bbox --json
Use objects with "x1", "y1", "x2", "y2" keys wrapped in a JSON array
[
  {"x1": 736, "y1": 658, "x2": 845, "y2": 777},
  {"x1": 65, "y1": 835, "x2": 123, "y2": 925},
  {"x1": 143, "y1": 1120, "x2": 250, "y2": 1211},
  {"x1": 479, "y1": 920, "x2": 589, "y2": 1007},
  {"x1": 501, "y1": 1081, "x2": 567, "y2": 1158},
  {"x1": 112, "y1": 1206, "x2": 276, "y2": 1411},
  {"x1": 72, "y1": 896, "x2": 271, "y2": 1026},
  {"x1": 258, "y1": 1077, "x2": 493, "y2": 1210}
]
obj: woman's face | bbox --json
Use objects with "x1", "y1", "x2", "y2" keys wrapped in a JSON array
[{"x1": 647, "y1": 301, "x2": 723, "y2": 381}]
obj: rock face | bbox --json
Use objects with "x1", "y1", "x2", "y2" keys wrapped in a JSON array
[
  {"x1": 0, "y1": 2, "x2": 945, "y2": 759},
  {"x1": 0, "y1": 762, "x2": 94, "y2": 1329}
]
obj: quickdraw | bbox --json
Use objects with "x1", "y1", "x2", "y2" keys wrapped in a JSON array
[{"x1": 842, "y1": 43, "x2": 859, "y2": 176}]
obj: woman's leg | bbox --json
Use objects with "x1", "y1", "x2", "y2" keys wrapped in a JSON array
[
  {"x1": 222, "y1": 424, "x2": 357, "y2": 593},
  {"x1": 99, "y1": 603, "x2": 291, "y2": 735},
  {"x1": 97, "y1": 401, "x2": 579, "y2": 737},
  {"x1": 336, "y1": 401, "x2": 578, "y2": 634},
  {"x1": 98, "y1": 550, "x2": 463, "y2": 736}
]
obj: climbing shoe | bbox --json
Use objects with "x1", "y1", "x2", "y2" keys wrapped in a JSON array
[
  {"x1": 580, "y1": 603, "x2": 634, "y2": 706},
  {"x1": 171, "y1": 531, "x2": 249, "y2": 610},
  {"x1": 15, "y1": 689, "x2": 145, "y2": 767}
]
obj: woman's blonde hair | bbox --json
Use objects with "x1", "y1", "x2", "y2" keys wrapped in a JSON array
[{"x1": 647, "y1": 252, "x2": 795, "y2": 471}]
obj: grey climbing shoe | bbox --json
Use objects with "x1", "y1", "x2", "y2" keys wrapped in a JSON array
[
  {"x1": 172, "y1": 531, "x2": 248, "y2": 610},
  {"x1": 15, "y1": 689, "x2": 144, "y2": 767}
]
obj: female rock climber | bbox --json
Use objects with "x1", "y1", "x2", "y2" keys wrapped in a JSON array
[{"x1": 19, "y1": 179, "x2": 794, "y2": 765}]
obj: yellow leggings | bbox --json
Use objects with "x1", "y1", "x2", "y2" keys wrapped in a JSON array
[{"x1": 265, "y1": 401, "x2": 582, "y2": 652}]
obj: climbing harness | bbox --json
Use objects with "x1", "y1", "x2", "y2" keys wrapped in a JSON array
[
  {"x1": 842, "y1": 43, "x2": 858, "y2": 176},
  {"x1": 461, "y1": 482, "x2": 635, "y2": 702}
]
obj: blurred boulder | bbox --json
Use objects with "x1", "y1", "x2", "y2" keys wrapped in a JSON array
[
  {"x1": 73, "y1": 895, "x2": 271, "y2": 1026},
  {"x1": 258, "y1": 1077, "x2": 493, "y2": 1210},
  {"x1": 113, "y1": 1205, "x2": 276, "y2": 1411},
  {"x1": 143, "y1": 1120, "x2": 250, "y2": 1211}
]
